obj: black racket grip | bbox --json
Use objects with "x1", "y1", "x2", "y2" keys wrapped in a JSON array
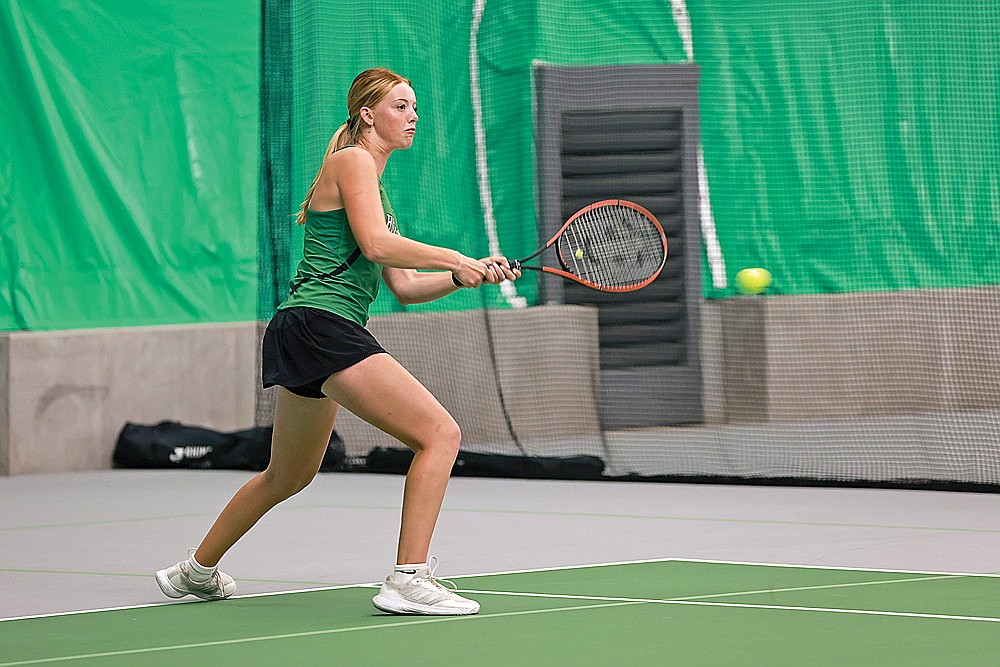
[{"x1": 511, "y1": 259, "x2": 522, "y2": 271}]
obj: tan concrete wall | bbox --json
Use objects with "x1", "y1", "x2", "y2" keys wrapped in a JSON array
[
  {"x1": 0, "y1": 334, "x2": 9, "y2": 477},
  {"x1": 720, "y1": 286, "x2": 1000, "y2": 422},
  {"x1": 0, "y1": 323, "x2": 258, "y2": 475},
  {"x1": 7, "y1": 287, "x2": 994, "y2": 476}
]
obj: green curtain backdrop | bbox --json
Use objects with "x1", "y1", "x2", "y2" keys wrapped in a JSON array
[
  {"x1": 0, "y1": 1, "x2": 259, "y2": 330},
  {"x1": 3, "y1": 0, "x2": 997, "y2": 331},
  {"x1": 691, "y1": 0, "x2": 1000, "y2": 296}
]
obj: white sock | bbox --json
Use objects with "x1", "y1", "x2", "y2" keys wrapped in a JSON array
[
  {"x1": 187, "y1": 554, "x2": 216, "y2": 581},
  {"x1": 393, "y1": 562, "x2": 427, "y2": 582}
]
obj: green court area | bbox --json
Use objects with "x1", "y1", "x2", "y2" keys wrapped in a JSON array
[{"x1": 3, "y1": 560, "x2": 998, "y2": 665}]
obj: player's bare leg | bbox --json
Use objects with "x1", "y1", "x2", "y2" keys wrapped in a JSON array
[{"x1": 323, "y1": 354, "x2": 479, "y2": 615}]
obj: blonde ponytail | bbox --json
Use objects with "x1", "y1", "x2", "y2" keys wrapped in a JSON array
[{"x1": 295, "y1": 124, "x2": 348, "y2": 225}]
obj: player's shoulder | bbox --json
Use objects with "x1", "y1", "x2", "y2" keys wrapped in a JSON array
[{"x1": 329, "y1": 145, "x2": 376, "y2": 172}]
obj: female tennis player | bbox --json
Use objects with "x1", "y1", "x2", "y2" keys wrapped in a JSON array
[{"x1": 156, "y1": 67, "x2": 519, "y2": 615}]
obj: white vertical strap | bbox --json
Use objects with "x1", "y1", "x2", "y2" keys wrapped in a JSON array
[
  {"x1": 698, "y1": 145, "x2": 727, "y2": 288},
  {"x1": 470, "y1": 0, "x2": 526, "y2": 307},
  {"x1": 670, "y1": 0, "x2": 728, "y2": 289},
  {"x1": 669, "y1": 0, "x2": 695, "y2": 61}
]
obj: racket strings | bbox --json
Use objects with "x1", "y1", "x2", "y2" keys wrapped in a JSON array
[{"x1": 558, "y1": 205, "x2": 665, "y2": 288}]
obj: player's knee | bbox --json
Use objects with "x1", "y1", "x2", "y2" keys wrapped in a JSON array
[
  {"x1": 261, "y1": 468, "x2": 315, "y2": 501},
  {"x1": 438, "y1": 419, "x2": 462, "y2": 460},
  {"x1": 417, "y1": 418, "x2": 461, "y2": 460}
]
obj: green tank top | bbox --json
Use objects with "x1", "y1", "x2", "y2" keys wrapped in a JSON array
[{"x1": 278, "y1": 177, "x2": 398, "y2": 326}]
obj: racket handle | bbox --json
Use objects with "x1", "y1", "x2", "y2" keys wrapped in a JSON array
[{"x1": 511, "y1": 259, "x2": 522, "y2": 271}]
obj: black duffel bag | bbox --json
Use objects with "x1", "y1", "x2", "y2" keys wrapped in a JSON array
[
  {"x1": 113, "y1": 421, "x2": 345, "y2": 472},
  {"x1": 366, "y1": 447, "x2": 605, "y2": 481}
]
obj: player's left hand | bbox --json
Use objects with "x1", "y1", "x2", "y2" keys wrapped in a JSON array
[{"x1": 481, "y1": 256, "x2": 521, "y2": 284}]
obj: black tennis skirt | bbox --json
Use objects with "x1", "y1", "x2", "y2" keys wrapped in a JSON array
[{"x1": 261, "y1": 307, "x2": 387, "y2": 399}]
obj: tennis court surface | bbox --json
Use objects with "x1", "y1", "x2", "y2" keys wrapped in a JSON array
[
  {"x1": 3, "y1": 558, "x2": 999, "y2": 665},
  {"x1": 3, "y1": 471, "x2": 999, "y2": 665}
]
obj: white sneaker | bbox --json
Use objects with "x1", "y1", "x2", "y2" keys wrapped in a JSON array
[
  {"x1": 372, "y1": 557, "x2": 480, "y2": 615},
  {"x1": 155, "y1": 550, "x2": 236, "y2": 601}
]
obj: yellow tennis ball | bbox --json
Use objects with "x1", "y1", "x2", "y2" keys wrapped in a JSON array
[
  {"x1": 574, "y1": 248, "x2": 584, "y2": 260},
  {"x1": 736, "y1": 268, "x2": 772, "y2": 294}
]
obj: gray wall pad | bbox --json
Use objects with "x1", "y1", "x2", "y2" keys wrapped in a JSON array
[
  {"x1": 4, "y1": 286, "x2": 996, "y2": 484},
  {"x1": 1, "y1": 324, "x2": 257, "y2": 475}
]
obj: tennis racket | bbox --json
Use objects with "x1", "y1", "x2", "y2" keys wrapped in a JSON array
[{"x1": 511, "y1": 199, "x2": 667, "y2": 292}]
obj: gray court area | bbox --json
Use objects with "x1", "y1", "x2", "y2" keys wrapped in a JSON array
[{"x1": 2, "y1": 470, "x2": 999, "y2": 620}]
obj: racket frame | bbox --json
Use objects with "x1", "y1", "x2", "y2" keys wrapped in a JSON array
[{"x1": 513, "y1": 199, "x2": 668, "y2": 293}]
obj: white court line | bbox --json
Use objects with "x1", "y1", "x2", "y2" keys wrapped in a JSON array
[
  {"x1": 3, "y1": 556, "x2": 997, "y2": 623},
  {"x1": 449, "y1": 556, "x2": 677, "y2": 579},
  {"x1": 0, "y1": 601, "x2": 643, "y2": 666},
  {"x1": 456, "y1": 589, "x2": 1000, "y2": 624},
  {"x1": 453, "y1": 556, "x2": 1000, "y2": 580},
  {"x1": 461, "y1": 572, "x2": 980, "y2": 607},
  {"x1": 665, "y1": 557, "x2": 1000, "y2": 579},
  {"x1": 5, "y1": 585, "x2": 998, "y2": 666},
  {"x1": 0, "y1": 582, "x2": 381, "y2": 623}
]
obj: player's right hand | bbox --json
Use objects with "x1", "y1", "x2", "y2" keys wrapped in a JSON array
[{"x1": 453, "y1": 254, "x2": 488, "y2": 288}]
